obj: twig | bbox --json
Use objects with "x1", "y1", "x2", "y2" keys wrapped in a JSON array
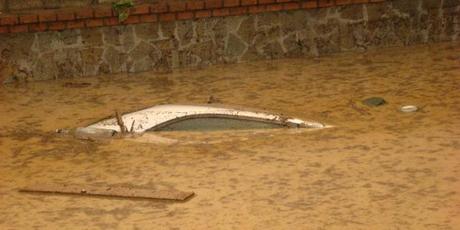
[
  {"x1": 115, "y1": 110, "x2": 128, "y2": 134},
  {"x1": 130, "y1": 120, "x2": 135, "y2": 133},
  {"x1": 348, "y1": 99, "x2": 371, "y2": 116}
]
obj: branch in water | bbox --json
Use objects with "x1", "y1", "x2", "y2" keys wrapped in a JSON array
[{"x1": 115, "y1": 110, "x2": 128, "y2": 134}]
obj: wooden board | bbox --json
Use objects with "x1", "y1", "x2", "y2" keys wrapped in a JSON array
[{"x1": 19, "y1": 184, "x2": 194, "y2": 201}]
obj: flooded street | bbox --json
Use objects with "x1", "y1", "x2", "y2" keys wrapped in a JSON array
[{"x1": 0, "y1": 42, "x2": 459, "y2": 229}]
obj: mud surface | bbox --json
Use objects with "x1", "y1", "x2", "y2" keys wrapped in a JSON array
[{"x1": 0, "y1": 42, "x2": 459, "y2": 229}]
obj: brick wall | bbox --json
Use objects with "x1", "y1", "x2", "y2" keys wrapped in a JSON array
[
  {"x1": 0, "y1": 0, "x2": 388, "y2": 34},
  {"x1": 0, "y1": 0, "x2": 154, "y2": 11},
  {"x1": 0, "y1": 0, "x2": 459, "y2": 82}
]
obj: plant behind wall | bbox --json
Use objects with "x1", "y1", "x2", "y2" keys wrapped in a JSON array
[{"x1": 112, "y1": 0, "x2": 134, "y2": 22}]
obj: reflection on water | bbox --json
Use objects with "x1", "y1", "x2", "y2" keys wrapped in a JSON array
[{"x1": 0, "y1": 42, "x2": 459, "y2": 229}]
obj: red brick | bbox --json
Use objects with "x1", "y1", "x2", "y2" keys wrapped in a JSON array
[
  {"x1": 224, "y1": 0, "x2": 240, "y2": 7},
  {"x1": 276, "y1": 0, "x2": 292, "y2": 2},
  {"x1": 67, "y1": 20, "x2": 85, "y2": 29},
  {"x1": 57, "y1": 11, "x2": 76, "y2": 21},
  {"x1": 85, "y1": 18, "x2": 104, "y2": 28},
  {"x1": 122, "y1": 15, "x2": 140, "y2": 24},
  {"x1": 266, "y1": 4, "x2": 283, "y2": 11},
  {"x1": 212, "y1": 8, "x2": 229, "y2": 17},
  {"x1": 75, "y1": 8, "x2": 94, "y2": 19},
  {"x1": 140, "y1": 14, "x2": 157, "y2": 23},
  {"x1": 0, "y1": 15, "x2": 18, "y2": 25},
  {"x1": 241, "y1": 0, "x2": 257, "y2": 6},
  {"x1": 353, "y1": 0, "x2": 369, "y2": 3},
  {"x1": 187, "y1": 1, "x2": 205, "y2": 10},
  {"x1": 38, "y1": 11, "x2": 57, "y2": 22},
  {"x1": 248, "y1": 5, "x2": 266, "y2": 14},
  {"x1": 48, "y1": 21, "x2": 66, "y2": 31},
  {"x1": 168, "y1": 2, "x2": 186, "y2": 12},
  {"x1": 159, "y1": 13, "x2": 176, "y2": 22},
  {"x1": 336, "y1": 0, "x2": 353, "y2": 5},
  {"x1": 103, "y1": 17, "x2": 118, "y2": 26},
  {"x1": 205, "y1": 0, "x2": 223, "y2": 9},
  {"x1": 283, "y1": 2, "x2": 300, "y2": 10},
  {"x1": 29, "y1": 23, "x2": 48, "y2": 32},
  {"x1": 130, "y1": 5, "x2": 150, "y2": 15},
  {"x1": 0, "y1": 26, "x2": 9, "y2": 33},
  {"x1": 195, "y1": 10, "x2": 212, "y2": 18},
  {"x1": 318, "y1": 0, "x2": 335, "y2": 7},
  {"x1": 19, "y1": 14, "x2": 38, "y2": 24},
  {"x1": 10, "y1": 24, "x2": 28, "y2": 33},
  {"x1": 94, "y1": 7, "x2": 113, "y2": 18},
  {"x1": 151, "y1": 2, "x2": 168, "y2": 13},
  {"x1": 302, "y1": 0, "x2": 318, "y2": 8},
  {"x1": 177, "y1": 11, "x2": 194, "y2": 20},
  {"x1": 258, "y1": 0, "x2": 275, "y2": 3},
  {"x1": 229, "y1": 6, "x2": 247, "y2": 15}
]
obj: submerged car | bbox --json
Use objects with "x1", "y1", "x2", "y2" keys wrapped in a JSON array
[{"x1": 85, "y1": 104, "x2": 326, "y2": 133}]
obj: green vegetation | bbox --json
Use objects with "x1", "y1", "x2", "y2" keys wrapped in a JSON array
[{"x1": 112, "y1": 0, "x2": 135, "y2": 22}]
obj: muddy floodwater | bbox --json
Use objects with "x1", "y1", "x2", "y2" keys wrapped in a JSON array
[{"x1": 1, "y1": 42, "x2": 459, "y2": 229}]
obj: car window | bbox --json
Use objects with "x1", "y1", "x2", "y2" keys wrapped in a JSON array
[{"x1": 151, "y1": 117, "x2": 285, "y2": 132}]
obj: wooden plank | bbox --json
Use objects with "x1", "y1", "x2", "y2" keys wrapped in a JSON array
[{"x1": 19, "y1": 184, "x2": 194, "y2": 201}]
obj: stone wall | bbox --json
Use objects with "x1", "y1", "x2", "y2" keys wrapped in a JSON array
[
  {"x1": 0, "y1": 0, "x2": 6, "y2": 12},
  {"x1": 0, "y1": 0, "x2": 459, "y2": 82}
]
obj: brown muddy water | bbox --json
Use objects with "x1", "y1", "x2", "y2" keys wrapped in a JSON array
[{"x1": 1, "y1": 42, "x2": 459, "y2": 229}]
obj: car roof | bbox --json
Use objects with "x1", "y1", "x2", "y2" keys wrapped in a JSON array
[{"x1": 87, "y1": 104, "x2": 324, "y2": 133}]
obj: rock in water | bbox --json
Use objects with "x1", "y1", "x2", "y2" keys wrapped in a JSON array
[{"x1": 362, "y1": 97, "x2": 386, "y2": 107}]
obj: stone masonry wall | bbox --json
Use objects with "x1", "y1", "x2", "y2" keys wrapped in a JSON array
[{"x1": 0, "y1": 0, "x2": 459, "y2": 82}]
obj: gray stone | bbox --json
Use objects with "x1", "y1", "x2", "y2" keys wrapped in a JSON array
[
  {"x1": 159, "y1": 22, "x2": 176, "y2": 40},
  {"x1": 189, "y1": 40, "x2": 219, "y2": 64},
  {"x1": 33, "y1": 52, "x2": 58, "y2": 80},
  {"x1": 176, "y1": 20, "x2": 195, "y2": 47},
  {"x1": 36, "y1": 32, "x2": 60, "y2": 52},
  {"x1": 256, "y1": 13, "x2": 280, "y2": 29},
  {"x1": 0, "y1": 0, "x2": 5, "y2": 12},
  {"x1": 135, "y1": 23, "x2": 160, "y2": 41},
  {"x1": 225, "y1": 33, "x2": 247, "y2": 58},
  {"x1": 262, "y1": 41, "x2": 284, "y2": 59},
  {"x1": 56, "y1": 48, "x2": 83, "y2": 78},
  {"x1": 81, "y1": 29, "x2": 103, "y2": 46},
  {"x1": 104, "y1": 46, "x2": 127, "y2": 73},
  {"x1": 60, "y1": 30, "x2": 80, "y2": 45},
  {"x1": 392, "y1": 0, "x2": 421, "y2": 15},
  {"x1": 443, "y1": 0, "x2": 459, "y2": 8},
  {"x1": 1, "y1": 33, "x2": 35, "y2": 61},
  {"x1": 102, "y1": 26, "x2": 135, "y2": 49},
  {"x1": 340, "y1": 5, "x2": 364, "y2": 21},
  {"x1": 366, "y1": 3, "x2": 390, "y2": 22},
  {"x1": 362, "y1": 97, "x2": 387, "y2": 107},
  {"x1": 81, "y1": 48, "x2": 104, "y2": 75},
  {"x1": 422, "y1": 0, "x2": 442, "y2": 9},
  {"x1": 237, "y1": 17, "x2": 256, "y2": 43},
  {"x1": 129, "y1": 41, "x2": 160, "y2": 72}
]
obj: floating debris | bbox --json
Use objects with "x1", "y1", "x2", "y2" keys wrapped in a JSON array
[
  {"x1": 20, "y1": 184, "x2": 194, "y2": 201},
  {"x1": 63, "y1": 82, "x2": 91, "y2": 88},
  {"x1": 400, "y1": 105, "x2": 418, "y2": 113}
]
